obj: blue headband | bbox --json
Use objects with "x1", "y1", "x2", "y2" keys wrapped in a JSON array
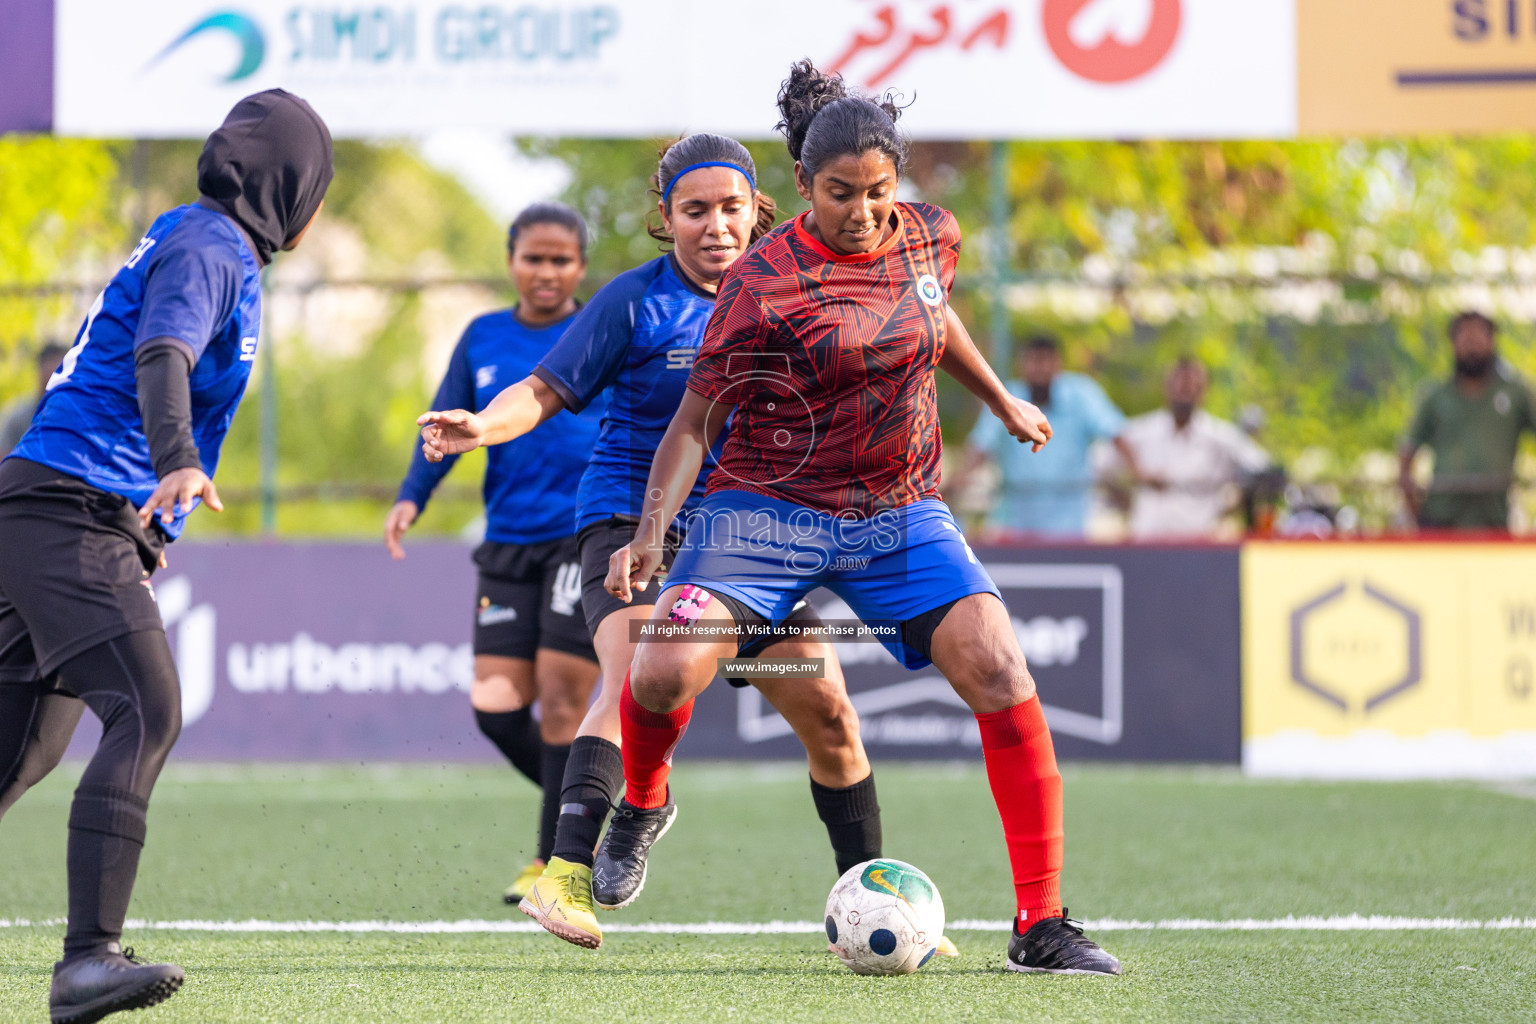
[{"x1": 661, "y1": 161, "x2": 756, "y2": 204}]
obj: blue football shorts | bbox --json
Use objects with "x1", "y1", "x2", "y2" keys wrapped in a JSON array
[{"x1": 664, "y1": 489, "x2": 1000, "y2": 669}]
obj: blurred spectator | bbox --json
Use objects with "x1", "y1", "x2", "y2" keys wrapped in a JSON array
[
  {"x1": 1399, "y1": 312, "x2": 1536, "y2": 532},
  {"x1": 957, "y1": 335, "x2": 1138, "y2": 539},
  {"x1": 0, "y1": 343, "x2": 68, "y2": 458},
  {"x1": 1115, "y1": 357, "x2": 1272, "y2": 540}
]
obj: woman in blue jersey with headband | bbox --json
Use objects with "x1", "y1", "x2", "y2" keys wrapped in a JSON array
[
  {"x1": 386, "y1": 202, "x2": 604, "y2": 907},
  {"x1": 417, "y1": 134, "x2": 887, "y2": 951},
  {"x1": 0, "y1": 90, "x2": 332, "y2": 1021}
]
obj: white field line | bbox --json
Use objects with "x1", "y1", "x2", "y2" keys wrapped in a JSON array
[{"x1": 1, "y1": 916, "x2": 1534, "y2": 934}]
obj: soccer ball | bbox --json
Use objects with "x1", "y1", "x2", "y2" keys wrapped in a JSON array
[{"x1": 824, "y1": 859, "x2": 946, "y2": 976}]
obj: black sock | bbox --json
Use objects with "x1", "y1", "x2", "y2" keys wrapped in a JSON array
[
  {"x1": 549, "y1": 736, "x2": 622, "y2": 868},
  {"x1": 537, "y1": 743, "x2": 572, "y2": 863},
  {"x1": 475, "y1": 707, "x2": 542, "y2": 786},
  {"x1": 64, "y1": 785, "x2": 148, "y2": 957},
  {"x1": 811, "y1": 773, "x2": 882, "y2": 877}
]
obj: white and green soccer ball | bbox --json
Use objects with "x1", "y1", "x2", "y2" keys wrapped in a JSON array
[{"x1": 824, "y1": 858, "x2": 946, "y2": 976}]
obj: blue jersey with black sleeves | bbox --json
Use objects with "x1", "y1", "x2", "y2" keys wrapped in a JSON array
[
  {"x1": 8, "y1": 204, "x2": 261, "y2": 539},
  {"x1": 396, "y1": 308, "x2": 605, "y2": 544},
  {"x1": 531, "y1": 254, "x2": 718, "y2": 529}
]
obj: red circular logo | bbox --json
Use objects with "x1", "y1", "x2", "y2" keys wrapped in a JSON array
[{"x1": 1042, "y1": 0, "x2": 1182, "y2": 84}]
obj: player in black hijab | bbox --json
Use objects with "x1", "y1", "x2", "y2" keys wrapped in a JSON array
[{"x1": 0, "y1": 88, "x2": 331, "y2": 1024}]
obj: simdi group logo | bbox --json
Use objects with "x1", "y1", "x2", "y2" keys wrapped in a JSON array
[
  {"x1": 148, "y1": 3, "x2": 624, "y2": 82},
  {"x1": 149, "y1": 10, "x2": 266, "y2": 81}
]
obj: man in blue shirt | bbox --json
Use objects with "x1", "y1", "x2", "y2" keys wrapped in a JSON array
[
  {"x1": 0, "y1": 89, "x2": 331, "y2": 1022},
  {"x1": 957, "y1": 336, "x2": 1138, "y2": 539}
]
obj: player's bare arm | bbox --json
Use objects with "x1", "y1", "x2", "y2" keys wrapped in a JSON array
[
  {"x1": 418, "y1": 373, "x2": 566, "y2": 462},
  {"x1": 606, "y1": 389, "x2": 731, "y2": 601},
  {"x1": 939, "y1": 306, "x2": 1050, "y2": 452}
]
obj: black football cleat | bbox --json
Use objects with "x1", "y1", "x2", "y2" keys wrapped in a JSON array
[
  {"x1": 591, "y1": 792, "x2": 677, "y2": 910},
  {"x1": 1007, "y1": 910, "x2": 1122, "y2": 975},
  {"x1": 49, "y1": 944, "x2": 184, "y2": 1023}
]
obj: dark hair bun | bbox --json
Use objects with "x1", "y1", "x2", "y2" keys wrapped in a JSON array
[
  {"x1": 775, "y1": 60, "x2": 849, "y2": 163},
  {"x1": 774, "y1": 60, "x2": 909, "y2": 178}
]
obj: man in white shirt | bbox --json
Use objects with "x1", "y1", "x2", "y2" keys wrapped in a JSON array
[{"x1": 1115, "y1": 358, "x2": 1271, "y2": 540}]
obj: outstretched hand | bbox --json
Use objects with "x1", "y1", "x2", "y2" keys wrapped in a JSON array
[
  {"x1": 417, "y1": 410, "x2": 485, "y2": 463},
  {"x1": 997, "y1": 395, "x2": 1052, "y2": 452},
  {"x1": 139, "y1": 467, "x2": 222, "y2": 530}
]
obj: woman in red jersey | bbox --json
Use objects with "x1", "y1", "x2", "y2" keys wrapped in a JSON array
[
  {"x1": 595, "y1": 61, "x2": 1121, "y2": 975},
  {"x1": 415, "y1": 133, "x2": 901, "y2": 952}
]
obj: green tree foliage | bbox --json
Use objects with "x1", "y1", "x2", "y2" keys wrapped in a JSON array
[
  {"x1": 0, "y1": 137, "x2": 128, "y2": 404},
  {"x1": 524, "y1": 135, "x2": 1536, "y2": 528},
  {"x1": 893, "y1": 138, "x2": 1536, "y2": 471},
  {"x1": 11, "y1": 132, "x2": 1536, "y2": 535}
]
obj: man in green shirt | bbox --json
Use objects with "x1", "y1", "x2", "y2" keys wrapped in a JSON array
[{"x1": 1400, "y1": 312, "x2": 1536, "y2": 531}]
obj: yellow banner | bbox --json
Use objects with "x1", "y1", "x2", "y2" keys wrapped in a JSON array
[
  {"x1": 1242, "y1": 542, "x2": 1536, "y2": 775},
  {"x1": 1298, "y1": 0, "x2": 1536, "y2": 135}
]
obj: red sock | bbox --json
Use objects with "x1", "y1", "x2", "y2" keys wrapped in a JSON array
[
  {"x1": 975, "y1": 696, "x2": 1063, "y2": 931},
  {"x1": 618, "y1": 671, "x2": 692, "y2": 809}
]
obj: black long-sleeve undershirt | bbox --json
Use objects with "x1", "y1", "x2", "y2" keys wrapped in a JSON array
[{"x1": 133, "y1": 340, "x2": 202, "y2": 478}]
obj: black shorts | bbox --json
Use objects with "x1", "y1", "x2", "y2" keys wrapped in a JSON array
[
  {"x1": 577, "y1": 516, "x2": 684, "y2": 640},
  {"x1": 576, "y1": 515, "x2": 823, "y2": 685},
  {"x1": 472, "y1": 536, "x2": 596, "y2": 663},
  {"x1": 0, "y1": 458, "x2": 166, "y2": 685}
]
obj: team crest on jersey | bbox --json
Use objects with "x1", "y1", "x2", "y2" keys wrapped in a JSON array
[
  {"x1": 476, "y1": 366, "x2": 497, "y2": 389},
  {"x1": 915, "y1": 274, "x2": 944, "y2": 307}
]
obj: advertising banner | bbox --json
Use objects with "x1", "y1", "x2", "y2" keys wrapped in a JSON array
[
  {"x1": 1242, "y1": 542, "x2": 1536, "y2": 778},
  {"x1": 1296, "y1": 0, "x2": 1536, "y2": 135},
  {"x1": 64, "y1": 543, "x2": 487, "y2": 761},
  {"x1": 48, "y1": 0, "x2": 1297, "y2": 139},
  {"x1": 687, "y1": 545, "x2": 1242, "y2": 762},
  {"x1": 62, "y1": 541, "x2": 1242, "y2": 764}
]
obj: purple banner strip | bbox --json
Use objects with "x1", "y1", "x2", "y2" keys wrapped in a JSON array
[{"x1": 0, "y1": 0, "x2": 54, "y2": 133}]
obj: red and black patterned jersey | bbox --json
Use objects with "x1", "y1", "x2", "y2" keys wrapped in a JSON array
[{"x1": 687, "y1": 202, "x2": 961, "y2": 518}]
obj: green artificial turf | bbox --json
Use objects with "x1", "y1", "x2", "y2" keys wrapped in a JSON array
[{"x1": 2, "y1": 762, "x2": 1534, "y2": 1022}]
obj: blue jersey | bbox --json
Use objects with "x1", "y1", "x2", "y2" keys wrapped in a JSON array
[
  {"x1": 9, "y1": 204, "x2": 261, "y2": 539},
  {"x1": 532, "y1": 255, "x2": 718, "y2": 530},
  {"x1": 396, "y1": 308, "x2": 605, "y2": 545}
]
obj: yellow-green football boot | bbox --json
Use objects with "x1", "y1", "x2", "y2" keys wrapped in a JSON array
[
  {"x1": 501, "y1": 858, "x2": 546, "y2": 904},
  {"x1": 517, "y1": 857, "x2": 602, "y2": 948}
]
